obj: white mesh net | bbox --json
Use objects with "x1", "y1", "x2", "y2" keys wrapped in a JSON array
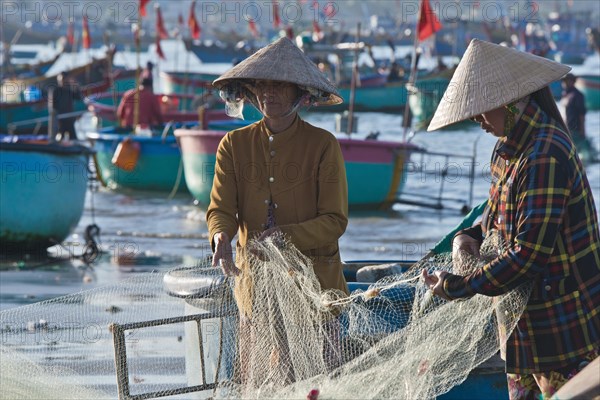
[{"x1": 0, "y1": 232, "x2": 530, "y2": 400}]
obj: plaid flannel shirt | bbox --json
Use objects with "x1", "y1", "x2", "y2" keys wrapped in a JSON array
[{"x1": 444, "y1": 100, "x2": 600, "y2": 373}]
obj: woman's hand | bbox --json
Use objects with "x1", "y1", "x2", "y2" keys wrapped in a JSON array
[
  {"x1": 212, "y1": 232, "x2": 240, "y2": 276},
  {"x1": 421, "y1": 269, "x2": 452, "y2": 301},
  {"x1": 452, "y1": 233, "x2": 481, "y2": 261}
]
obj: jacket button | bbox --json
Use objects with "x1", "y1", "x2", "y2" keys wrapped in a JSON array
[
  {"x1": 264, "y1": 199, "x2": 269, "y2": 204},
  {"x1": 268, "y1": 136, "x2": 274, "y2": 142},
  {"x1": 545, "y1": 285, "x2": 551, "y2": 291},
  {"x1": 270, "y1": 150, "x2": 276, "y2": 157},
  {"x1": 269, "y1": 177, "x2": 274, "y2": 183}
]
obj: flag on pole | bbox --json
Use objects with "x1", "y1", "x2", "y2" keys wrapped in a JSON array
[
  {"x1": 312, "y1": 20, "x2": 322, "y2": 41},
  {"x1": 82, "y1": 16, "x2": 91, "y2": 49},
  {"x1": 156, "y1": 36, "x2": 166, "y2": 60},
  {"x1": 134, "y1": 23, "x2": 140, "y2": 49},
  {"x1": 67, "y1": 18, "x2": 75, "y2": 46},
  {"x1": 248, "y1": 19, "x2": 259, "y2": 38},
  {"x1": 273, "y1": 2, "x2": 281, "y2": 29},
  {"x1": 156, "y1": 5, "x2": 169, "y2": 39},
  {"x1": 139, "y1": 0, "x2": 150, "y2": 17},
  {"x1": 417, "y1": 0, "x2": 442, "y2": 41},
  {"x1": 188, "y1": 0, "x2": 201, "y2": 40}
]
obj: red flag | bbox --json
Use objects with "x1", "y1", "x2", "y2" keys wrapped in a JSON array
[
  {"x1": 156, "y1": 5, "x2": 169, "y2": 39},
  {"x1": 188, "y1": 0, "x2": 201, "y2": 40},
  {"x1": 312, "y1": 20, "x2": 322, "y2": 40},
  {"x1": 139, "y1": 0, "x2": 150, "y2": 17},
  {"x1": 82, "y1": 16, "x2": 91, "y2": 49},
  {"x1": 156, "y1": 36, "x2": 166, "y2": 60},
  {"x1": 248, "y1": 19, "x2": 259, "y2": 38},
  {"x1": 273, "y1": 3, "x2": 281, "y2": 29},
  {"x1": 417, "y1": 0, "x2": 442, "y2": 41},
  {"x1": 67, "y1": 19, "x2": 75, "y2": 46},
  {"x1": 178, "y1": 13, "x2": 184, "y2": 26}
]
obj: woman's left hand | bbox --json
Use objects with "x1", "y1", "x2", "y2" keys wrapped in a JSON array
[{"x1": 421, "y1": 269, "x2": 452, "y2": 301}]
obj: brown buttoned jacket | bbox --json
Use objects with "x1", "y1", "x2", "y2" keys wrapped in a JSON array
[{"x1": 207, "y1": 117, "x2": 349, "y2": 294}]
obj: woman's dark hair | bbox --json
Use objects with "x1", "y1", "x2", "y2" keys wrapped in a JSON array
[{"x1": 531, "y1": 86, "x2": 570, "y2": 136}]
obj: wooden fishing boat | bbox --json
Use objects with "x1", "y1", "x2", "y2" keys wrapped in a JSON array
[
  {"x1": 0, "y1": 69, "x2": 136, "y2": 135},
  {"x1": 85, "y1": 91, "x2": 234, "y2": 128},
  {"x1": 161, "y1": 69, "x2": 410, "y2": 114},
  {"x1": 85, "y1": 105, "x2": 244, "y2": 193},
  {"x1": 174, "y1": 124, "x2": 420, "y2": 209},
  {"x1": 1, "y1": 48, "x2": 118, "y2": 104},
  {"x1": 86, "y1": 125, "x2": 191, "y2": 193},
  {"x1": 85, "y1": 82, "x2": 265, "y2": 193},
  {"x1": 160, "y1": 71, "x2": 223, "y2": 96},
  {"x1": 3, "y1": 50, "x2": 62, "y2": 78},
  {"x1": 407, "y1": 69, "x2": 456, "y2": 131},
  {"x1": 186, "y1": 40, "x2": 253, "y2": 64},
  {"x1": 0, "y1": 137, "x2": 93, "y2": 253},
  {"x1": 327, "y1": 80, "x2": 408, "y2": 113}
]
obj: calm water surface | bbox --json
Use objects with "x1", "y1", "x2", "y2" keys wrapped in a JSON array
[{"x1": 1, "y1": 111, "x2": 599, "y2": 311}]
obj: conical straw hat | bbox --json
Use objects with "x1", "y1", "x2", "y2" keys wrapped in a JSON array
[
  {"x1": 428, "y1": 39, "x2": 571, "y2": 131},
  {"x1": 213, "y1": 37, "x2": 342, "y2": 106}
]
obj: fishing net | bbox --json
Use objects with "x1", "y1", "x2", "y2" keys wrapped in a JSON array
[{"x1": 0, "y1": 232, "x2": 530, "y2": 399}]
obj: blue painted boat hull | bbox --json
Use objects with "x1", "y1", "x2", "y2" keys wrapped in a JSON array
[
  {"x1": 0, "y1": 140, "x2": 92, "y2": 252},
  {"x1": 87, "y1": 128, "x2": 189, "y2": 193}
]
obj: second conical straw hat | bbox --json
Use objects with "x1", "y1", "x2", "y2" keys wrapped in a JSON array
[
  {"x1": 213, "y1": 37, "x2": 342, "y2": 106},
  {"x1": 428, "y1": 39, "x2": 571, "y2": 131}
]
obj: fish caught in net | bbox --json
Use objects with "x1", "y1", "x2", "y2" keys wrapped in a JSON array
[{"x1": 0, "y1": 232, "x2": 530, "y2": 399}]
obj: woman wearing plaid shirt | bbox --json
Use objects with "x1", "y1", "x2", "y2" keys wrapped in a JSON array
[{"x1": 424, "y1": 40, "x2": 600, "y2": 399}]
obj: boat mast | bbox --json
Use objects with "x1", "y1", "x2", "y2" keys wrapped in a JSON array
[
  {"x1": 401, "y1": 0, "x2": 423, "y2": 142},
  {"x1": 346, "y1": 22, "x2": 361, "y2": 136},
  {"x1": 132, "y1": 21, "x2": 141, "y2": 129}
]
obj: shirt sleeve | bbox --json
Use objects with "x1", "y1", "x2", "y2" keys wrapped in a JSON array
[
  {"x1": 445, "y1": 152, "x2": 572, "y2": 298},
  {"x1": 278, "y1": 137, "x2": 348, "y2": 251},
  {"x1": 206, "y1": 133, "x2": 239, "y2": 251}
]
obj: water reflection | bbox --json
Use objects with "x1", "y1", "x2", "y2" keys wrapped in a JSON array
[{"x1": 0, "y1": 257, "x2": 96, "y2": 310}]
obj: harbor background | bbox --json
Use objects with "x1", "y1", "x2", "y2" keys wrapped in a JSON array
[
  {"x1": 1, "y1": 110, "x2": 598, "y2": 311},
  {"x1": 2, "y1": 2, "x2": 600, "y2": 398}
]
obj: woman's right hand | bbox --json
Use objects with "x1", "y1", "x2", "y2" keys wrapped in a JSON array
[
  {"x1": 212, "y1": 232, "x2": 240, "y2": 276},
  {"x1": 452, "y1": 233, "x2": 481, "y2": 261}
]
